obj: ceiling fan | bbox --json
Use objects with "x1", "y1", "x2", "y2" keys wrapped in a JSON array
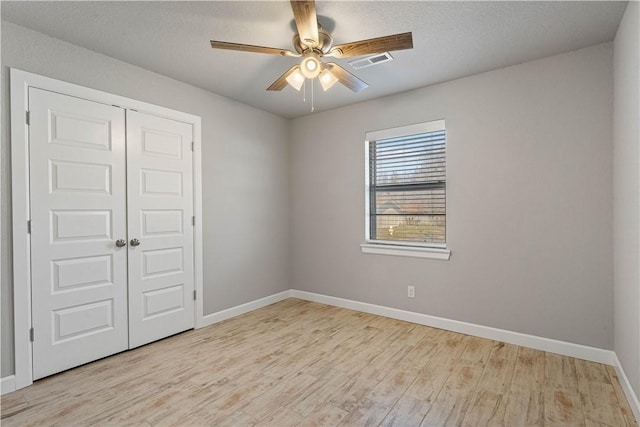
[{"x1": 210, "y1": 0, "x2": 413, "y2": 93}]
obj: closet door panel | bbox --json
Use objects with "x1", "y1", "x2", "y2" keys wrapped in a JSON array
[
  {"x1": 126, "y1": 111, "x2": 194, "y2": 348},
  {"x1": 29, "y1": 88, "x2": 128, "y2": 380}
]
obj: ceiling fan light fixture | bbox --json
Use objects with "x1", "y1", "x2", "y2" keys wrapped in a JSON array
[
  {"x1": 300, "y1": 52, "x2": 322, "y2": 79},
  {"x1": 319, "y1": 68, "x2": 338, "y2": 91},
  {"x1": 285, "y1": 67, "x2": 305, "y2": 91},
  {"x1": 210, "y1": 0, "x2": 413, "y2": 96}
]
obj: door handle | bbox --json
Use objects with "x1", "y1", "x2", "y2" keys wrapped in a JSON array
[
  {"x1": 115, "y1": 239, "x2": 127, "y2": 247},
  {"x1": 130, "y1": 238, "x2": 141, "y2": 247}
]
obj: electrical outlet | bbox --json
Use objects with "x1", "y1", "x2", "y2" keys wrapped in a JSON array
[{"x1": 407, "y1": 285, "x2": 415, "y2": 298}]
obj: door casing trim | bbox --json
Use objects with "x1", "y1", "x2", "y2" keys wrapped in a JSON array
[{"x1": 9, "y1": 68, "x2": 204, "y2": 390}]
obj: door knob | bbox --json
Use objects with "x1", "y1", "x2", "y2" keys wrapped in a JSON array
[
  {"x1": 115, "y1": 239, "x2": 127, "y2": 247},
  {"x1": 130, "y1": 238, "x2": 141, "y2": 247}
]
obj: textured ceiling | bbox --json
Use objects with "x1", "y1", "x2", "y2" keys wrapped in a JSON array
[{"x1": 1, "y1": 1, "x2": 627, "y2": 118}]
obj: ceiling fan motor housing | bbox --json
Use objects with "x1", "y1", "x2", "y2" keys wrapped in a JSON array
[{"x1": 293, "y1": 27, "x2": 333, "y2": 54}]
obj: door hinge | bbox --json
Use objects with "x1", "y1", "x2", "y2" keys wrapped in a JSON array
[
  {"x1": 191, "y1": 141, "x2": 195, "y2": 152},
  {"x1": 29, "y1": 328, "x2": 34, "y2": 342},
  {"x1": 192, "y1": 216, "x2": 195, "y2": 226},
  {"x1": 193, "y1": 290, "x2": 197, "y2": 300},
  {"x1": 26, "y1": 111, "x2": 30, "y2": 125},
  {"x1": 27, "y1": 220, "x2": 31, "y2": 234}
]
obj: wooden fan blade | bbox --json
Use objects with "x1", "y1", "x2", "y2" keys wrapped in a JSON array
[
  {"x1": 210, "y1": 40, "x2": 295, "y2": 56},
  {"x1": 267, "y1": 65, "x2": 300, "y2": 91},
  {"x1": 290, "y1": 0, "x2": 319, "y2": 47},
  {"x1": 330, "y1": 32, "x2": 413, "y2": 58},
  {"x1": 325, "y1": 63, "x2": 368, "y2": 93}
]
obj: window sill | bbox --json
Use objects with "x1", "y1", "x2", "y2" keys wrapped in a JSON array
[{"x1": 360, "y1": 243, "x2": 451, "y2": 260}]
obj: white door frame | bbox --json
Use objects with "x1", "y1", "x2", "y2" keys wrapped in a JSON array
[{"x1": 10, "y1": 68, "x2": 204, "y2": 390}]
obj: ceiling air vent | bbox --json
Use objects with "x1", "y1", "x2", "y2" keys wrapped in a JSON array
[{"x1": 348, "y1": 52, "x2": 394, "y2": 70}]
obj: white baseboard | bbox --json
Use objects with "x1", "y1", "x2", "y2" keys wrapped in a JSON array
[
  {"x1": 197, "y1": 290, "x2": 292, "y2": 328},
  {"x1": 290, "y1": 289, "x2": 617, "y2": 366},
  {"x1": 613, "y1": 354, "x2": 640, "y2": 422},
  {"x1": 1, "y1": 375, "x2": 16, "y2": 395}
]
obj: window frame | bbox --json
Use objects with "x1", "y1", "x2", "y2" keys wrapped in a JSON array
[{"x1": 363, "y1": 119, "x2": 451, "y2": 260}]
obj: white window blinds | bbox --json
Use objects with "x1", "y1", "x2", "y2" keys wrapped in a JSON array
[{"x1": 367, "y1": 122, "x2": 446, "y2": 245}]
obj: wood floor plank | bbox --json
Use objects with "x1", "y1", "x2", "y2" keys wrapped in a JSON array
[
  {"x1": 511, "y1": 346, "x2": 546, "y2": 388},
  {"x1": 327, "y1": 366, "x2": 382, "y2": 413},
  {"x1": 337, "y1": 397, "x2": 390, "y2": 427},
  {"x1": 458, "y1": 336, "x2": 496, "y2": 367},
  {"x1": 379, "y1": 394, "x2": 432, "y2": 427},
  {"x1": 258, "y1": 406, "x2": 303, "y2": 427},
  {"x1": 286, "y1": 369, "x2": 353, "y2": 417},
  {"x1": 502, "y1": 346, "x2": 546, "y2": 425},
  {"x1": 366, "y1": 369, "x2": 416, "y2": 408},
  {"x1": 300, "y1": 403, "x2": 349, "y2": 427},
  {"x1": 240, "y1": 372, "x2": 318, "y2": 420},
  {"x1": 546, "y1": 352, "x2": 580, "y2": 390},
  {"x1": 393, "y1": 336, "x2": 440, "y2": 372},
  {"x1": 1, "y1": 298, "x2": 636, "y2": 427},
  {"x1": 420, "y1": 362, "x2": 485, "y2": 426},
  {"x1": 576, "y1": 360, "x2": 627, "y2": 427},
  {"x1": 461, "y1": 391, "x2": 505, "y2": 427},
  {"x1": 606, "y1": 365, "x2": 639, "y2": 426},
  {"x1": 544, "y1": 353, "x2": 586, "y2": 426},
  {"x1": 503, "y1": 385, "x2": 545, "y2": 426},
  {"x1": 460, "y1": 341, "x2": 518, "y2": 426},
  {"x1": 0, "y1": 391, "x2": 29, "y2": 418},
  {"x1": 404, "y1": 335, "x2": 466, "y2": 402}
]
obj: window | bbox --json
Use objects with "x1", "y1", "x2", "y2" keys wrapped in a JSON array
[{"x1": 363, "y1": 120, "x2": 449, "y2": 259}]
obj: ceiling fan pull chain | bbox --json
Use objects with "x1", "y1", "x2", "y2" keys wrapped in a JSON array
[
  {"x1": 303, "y1": 79, "x2": 306, "y2": 103},
  {"x1": 311, "y1": 79, "x2": 315, "y2": 113}
]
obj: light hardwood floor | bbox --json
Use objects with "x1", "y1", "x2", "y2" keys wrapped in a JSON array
[{"x1": 1, "y1": 298, "x2": 637, "y2": 426}]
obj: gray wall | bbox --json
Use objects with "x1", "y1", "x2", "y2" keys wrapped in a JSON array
[
  {"x1": 1, "y1": 22, "x2": 291, "y2": 377},
  {"x1": 614, "y1": 2, "x2": 640, "y2": 397},
  {"x1": 290, "y1": 43, "x2": 614, "y2": 350},
  {"x1": 1, "y1": 18, "x2": 629, "y2": 385}
]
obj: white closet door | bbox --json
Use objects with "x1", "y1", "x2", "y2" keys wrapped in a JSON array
[
  {"x1": 126, "y1": 111, "x2": 194, "y2": 348},
  {"x1": 29, "y1": 88, "x2": 129, "y2": 380}
]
